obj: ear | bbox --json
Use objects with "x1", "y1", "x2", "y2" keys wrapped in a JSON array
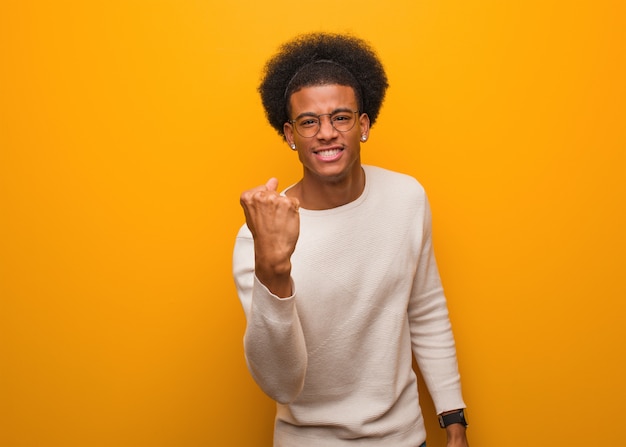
[
  {"x1": 284, "y1": 121, "x2": 295, "y2": 147},
  {"x1": 359, "y1": 113, "x2": 371, "y2": 140}
]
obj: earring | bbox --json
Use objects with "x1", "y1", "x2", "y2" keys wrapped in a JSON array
[
  {"x1": 361, "y1": 135, "x2": 367, "y2": 142},
  {"x1": 290, "y1": 143, "x2": 296, "y2": 150}
]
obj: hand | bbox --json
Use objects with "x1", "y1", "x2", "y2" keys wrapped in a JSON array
[{"x1": 240, "y1": 178, "x2": 300, "y2": 297}]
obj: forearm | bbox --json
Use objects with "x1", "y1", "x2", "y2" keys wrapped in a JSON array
[
  {"x1": 410, "y1": 287, "x2": 465, "y2": 412},
  {"x1": 243, "y1": 277, "x2": 307, "y2": 404},
  {"x1": 233, "y1": 221, "x2": 307, "y2": 403}
]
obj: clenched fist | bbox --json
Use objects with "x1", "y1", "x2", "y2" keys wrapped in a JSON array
[{"x1": 240, "y1": 178, "x2": 300, "y2": 297}]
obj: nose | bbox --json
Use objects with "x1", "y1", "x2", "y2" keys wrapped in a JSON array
[{"x1": 317, "y1": 114, "x2": 338, "y2": 139}]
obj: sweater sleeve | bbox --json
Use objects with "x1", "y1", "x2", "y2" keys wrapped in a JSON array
[
  {"x1": 232, "y1": 225, "x2": 307, "y2": 404},
  {"x1": 407, "y1": 195, "x2": 466, "y2": 414}
]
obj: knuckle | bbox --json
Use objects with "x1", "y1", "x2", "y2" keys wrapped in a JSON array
[
  {"x1": 240, "y1": 194, "x2": 253, "y2": 206},
  {"x1": 252, "y1": 190, "x2": 268, "y2": 202}
]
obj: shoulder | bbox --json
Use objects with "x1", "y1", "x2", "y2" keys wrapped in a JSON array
[
  {"x1": 363, "y1": 165, "x2": 426, "y2": 200},
  {"x1": 361, "y1": 165, "x2": 432, "y2": 235}
]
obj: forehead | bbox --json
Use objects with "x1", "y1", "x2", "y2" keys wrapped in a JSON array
[{"x1": 288, "y1": 84, "x2": 358, "y2": 115}]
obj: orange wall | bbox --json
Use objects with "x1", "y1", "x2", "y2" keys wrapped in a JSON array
[{"x1": 1, "y1": 1, "x2": 624, "y2": 446}]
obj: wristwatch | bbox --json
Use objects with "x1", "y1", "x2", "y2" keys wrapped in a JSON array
[{"x1": 438, "y1": 409, "x2": 468, "y2": 428}]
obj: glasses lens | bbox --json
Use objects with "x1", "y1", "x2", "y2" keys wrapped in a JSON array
[
  {"x1": 295, "y1": 112, "x2": 357, "y2": 137},
  {"x1": 295, "y1": 116, "x2": 320, "y2": 138},
  {"x1": 331, "y1": 112, "x2": 356, "y2": 132}
]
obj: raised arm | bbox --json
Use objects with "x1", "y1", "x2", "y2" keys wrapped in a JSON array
[{"x1": 233, "y1": 179, "x2": 307, "y2": 403}]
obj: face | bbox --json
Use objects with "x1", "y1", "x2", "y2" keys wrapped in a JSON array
[{"x1": 284, "y1": 84, "x2": 370, "y2": 185}]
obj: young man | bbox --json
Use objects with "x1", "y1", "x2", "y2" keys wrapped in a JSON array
[{"x1": 233, "y1": 33, "x2": 469, "y2": 447}]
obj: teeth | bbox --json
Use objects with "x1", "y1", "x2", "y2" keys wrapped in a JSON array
[{"x1": 317, "y1": 149, "x2": 341, "y2": 157}]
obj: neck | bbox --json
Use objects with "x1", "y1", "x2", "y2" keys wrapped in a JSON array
[{"x1": 293, "y1": 165, "x2": 365, "y2": 210}]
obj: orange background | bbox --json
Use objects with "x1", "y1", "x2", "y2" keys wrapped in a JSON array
[{"x1": 1, "y1": 1, "x2": 624, "y2": 446}]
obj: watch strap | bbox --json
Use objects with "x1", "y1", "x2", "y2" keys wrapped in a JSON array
[{"x1": 438, "y1": 409, "x2": 468, "y2": 428}]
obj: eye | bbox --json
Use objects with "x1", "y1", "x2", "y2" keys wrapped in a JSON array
[
  {"x1": 298, "y1": 118, "x2": 319, "y2": 128},
  {"x1": 332, "y1": 113, "x2": 353, "y2": 122}
]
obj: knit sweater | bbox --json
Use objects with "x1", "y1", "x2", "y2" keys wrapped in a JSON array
[{"x1": 233, "y1": 165, "x2": 465, "y2": 446}]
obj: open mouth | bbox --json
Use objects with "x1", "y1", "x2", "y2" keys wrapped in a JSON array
[{"x1": 314, "y1": 147, "x2": 344, "y2": 160}]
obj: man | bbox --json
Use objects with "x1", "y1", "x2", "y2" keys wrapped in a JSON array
[{"x1": 233, "y1": 32, "x2": 469, "y2": 446}]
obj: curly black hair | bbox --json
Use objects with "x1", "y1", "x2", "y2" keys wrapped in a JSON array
[{"x1": 258, "y1": 32, "x2": 389, "y2": 138}]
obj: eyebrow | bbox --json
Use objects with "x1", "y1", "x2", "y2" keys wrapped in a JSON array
[{"x1": 294, "y1": 107, "x2": 356, "y2": 120}]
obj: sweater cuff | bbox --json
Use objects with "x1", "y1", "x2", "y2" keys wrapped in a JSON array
[
  {"x1": 252, "y1": 275, "x2": 297, "y2": 323},
  {"x1": 431, "y1": 388, "x2": 466, "y2": 415}
]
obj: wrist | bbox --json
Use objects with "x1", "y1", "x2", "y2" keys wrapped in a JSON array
[
  {"x1": 255, "y1": 261, "x2": 293, "y2": 298},
  {"x1": 255, "y1": 248, "x2": 292, "y2": 275},
  {"x1": 254, "y1": 240, "x2": 293, "y2": 273},
  {"x1": 445, "y1": 422, "x2": 467, "y2": 437},
  {"x1": 438, "y1": 409, "x2": 468, "y2": 429}
]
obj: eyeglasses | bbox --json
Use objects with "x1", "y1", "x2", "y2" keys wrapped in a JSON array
[{"x1": 289, "y1": 110, "x2": 359, "y2": 138}]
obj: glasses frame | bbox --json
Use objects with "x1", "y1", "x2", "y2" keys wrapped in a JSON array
[{"x1": 288, "y1": 110, "x2": 360, "y2": 138}]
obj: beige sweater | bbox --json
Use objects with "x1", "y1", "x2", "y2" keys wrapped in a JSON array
[{"x1": 233, "y1": 165, "x2": 465, "y2": 446}]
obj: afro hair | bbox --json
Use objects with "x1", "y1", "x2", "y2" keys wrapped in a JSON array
[{"x1": 258, "y1": 32, "x2": 389, "y2": 138}]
